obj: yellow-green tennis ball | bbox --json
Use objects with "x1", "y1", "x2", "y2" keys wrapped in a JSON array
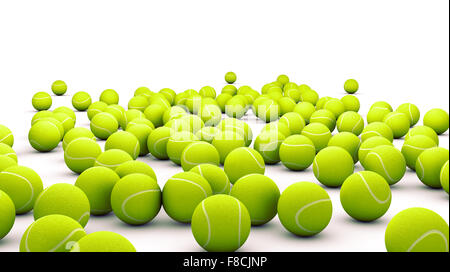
[
  {"x1": 185, "y1": 94, "x2": 202, "y2": 114},
  {"x1": 360, "y1": 122, "x2": 394, "y2": 142},
  {"x1": 115, "y1": 160, "x2": 157, "y2": 181},
  {"x1": 230, "y1": 174, "x2": 279, "y2": 226},
  {"x1": 0, "y1": 143, "x2": 17, "y2": 162},
  {"x1": 176, "y1": 114, "x2": 205, "y2": 134},
  {"x1": 28, "y1": 121, "x2": 61, "y2": 152},
  {"x1": 283, "y1": 82, "x2": 298, "y2": 91},
  {"x1": 121, "y1": 109, "x2": 145, "y2": 130},
  {"x1": 279, "y1": 112, "x2": 306, "y2": 135},
  {"x1": 344, "y1": 79, "x2": 359, "y2": 94},
  {"x1": 215, "y1": 93, "x2": 232, "y2": 113},
  {"x1": 0, "y1": 190, "x2": 15, "y2": 239},
  {"x1": 224, "y1": 147, "x2": 265, "y2": 184},
  {"x1": 293, "y1": 102, "x2": 316, "y2": 123},
  {"x1": 87, "y1": 101, "x2": 108, "y2": 120},
  {"x1": 163, "y1": 172, "x2": 212, "y2": 223},
  {"x1": 218, "y1": 118, "x2": 252, "y2": 147},
  {"x1": 72, "y1": 91, "x2": 92, "y2": 111},
  {"x1": 20, "y1": 214, "x2": 86, "y2": 252},
  {"x1": 127, "y1": 95, "x2": 149, "y2": 112},
  {"x1": 328, "y1": 132, "x2": 361, "y2": 163},
  {"x1": 358, "y1": 136, "x2": 394, "y2": 168},
  {"x1": 340, "y1": 171, "x2": 391, "y2": 221},
  {"x1": 95, "y1": 149, "x2": 133, "y2": 171},
  {"x1": 300, "y1": 90, "x2": 319, "y2": 105},
  {"x1": 191, "y1": 194, "x2": 250, "y2": 252},
  {"x1": 367, "y1": 107, "x2": 392, "y2": 124},
  {"x1": 104, "y1": 104, "x2": 125, "y2": 125},
  {"x1": 405, "y1": 125, "x2": 439, "y2": 145},
  {"x1": 174, "y1": 91, "x2": 189, "y2": 106},
  {"x1": 199, "y1": 86, "x2": 216, "y2": 98},
  {"x1": 221, "y1": 85, "x2": 237, "y2": 96},
  {"x1": 0, "y1": 165, "x2": 43, "y2": 214},
  {"x1": 440, "y1": 161, "x2": 449, "y2": 194},
  {"x1": 211, "y1": 131, "x2": 246, "y2": 164},
  {"x1": 54, "y1": 106, "x2": 76, "y2": 123},
  {"x1": 336, "y1": 111, "x2": 365, "y2": 136},
  {"x1": 341, "y1": 95, "x2": 360, "y2": 112},
  {"x1": 276, "y1": 74, "x2": 289, "y2": 85},
  {"x1": 64, "y1": 137, "x2": 102, "y2": 173},
  {"x1": 32, "y1": 92, "x2": 52, "y2": 111},
  {"x1": 315, "y1": 96, "x2": 332, "y2": 110},
  {"x1": 401, "y1": 135, "x2": 437, "y2": 170},
  {"x1": 100, "y1": 89, "x2": 119, "y2": 105},
  {"x1": 198, "y1": 104, "x2": 222, "y2": 126},
  {"x1": 33, "y1": 183, "x2": 90, "y2": 227},
  {"x1": 166, "y1": 131, "x2": 199, "y2": 165},
  {"x1": 147, "y1": 127, "x2": 173, "y2": 160},
  {"x1": 261, "y1": 122, "x2": 291, "y2": 138},
  {"x1": 195, "y1": 126, "x2": 219, "y2": 143},
  {"x1": 385, "y1": 207, "x2": 449, "y2": 252},
  {"x1": 62, "y1": 127, "x2": 96, "y2": 150},
  {"x1": 126, "y1": 117, "x2": 154, "y2": 131},
  {"x1": 323, "y1": 98, "x2": 346, "y2": 118},
  {"x1": 284, "y1": 87, "x2": 301, "y2": 103},
  {"x1": 70, "y1": 231, "x2": 136, "y2": 252},
  {"x1": 53, "y1": 112, "x2": 75, "y2": 134},
  {"x1": 364, "y1": 145, "x2": 406, "y2": 185},
  {"x1": 255, "y1": 98, "x2": 280, "y2": 122},
  {"x1": 51, "y1": 80, "x2": 67, "y2": 96},
  {"x1": 163, "y1": 106, "x2": 187, "y2": 124},
  {"x1": 111, "y1": 173, "x2": 161, "y2": 225},
  {"x1": 0, "y1": 124, "x2": 14, "y2": 147},
  {"x1": 143, "y1": 104, "x2": 165, "y2": 127},
  {"x1": 313, "y1": 146, "x2": 354, "y2": 187},
  {"x1": 423, "y1": 108, "x2": 449, "y2": 135},
  {"x1": 90, "y1": 112, "x2": 118, "y2": 140},
  {"x1": 30, "y1": 110, "x2": 54, "y2": 125},
  {"x1": 416, "y1": 147, "x2": 449, "y2": 188},
  {"x1": 279, "y1": 135, "x2": 315, "y2": 171},
  {"x1": 0, "y1": 155, "x2": 16, "y2": 172},
  {"x1": 278, "y1": 97, "x2": 296, "y2": 115},
  {"x1": 309, "y1": 109, "x2": 336, "y2": 132},
  {"x1": 254, "y1": 131, "x2": 285, "y2": 164},
  {"x1": 383, "y1": 112, "x2": 410, "y2": 139},
  {"x1": 134, "y1": 86, "x2": 153, "y2": 98},
  {"x1": 36, "y1": 117, "x2": 65, "y2": 139},
  {"x1": 159, "y1": 88, "x2": 176, "y2": 105},
  {"x1": 126, "y1": 124, "x2": 152, "y2": 156},
  {"x1": 277, "y1": 181, "x2": 332, "y2": 236},
  {"x1": 371, "y1": 101, "x2": 393, "y2": 111},
  {"x1": 225, "y1": 71, "x2": 237, "y2": 84},
  {"x1": 300, "y1": 123, "x2": 332, "y2": 152},
  {"x1": 189, "y1": 164, "x2": 230, "y2": 194},
  {"x1": 181, "y1": 142, "x2": 220, "y2": 171},
  {"x1": 396, "y1": 103, "x2": 420, "y2": 127},
  {"x1": 225, "y1": 96, "x2": 247, "y2": 119},
  {"x1": 105, "y1": 131, "x2": 140, "y2": 160}
]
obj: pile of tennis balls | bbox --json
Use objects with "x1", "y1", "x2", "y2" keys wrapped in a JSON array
[{"x1": 0, "y1": 72, "x2": 449, "y2": 253}]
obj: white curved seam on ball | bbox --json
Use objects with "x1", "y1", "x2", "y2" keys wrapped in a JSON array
[
  {"x1": 416, "y1": 157, "x2": 425, "y2": 180},
  {"x1": 402, "y1": 144, "x2": 429, "y2": 151},
  {"x1": 295, "y1": 199, "x2": 331, "y2": 233},
  {"x1": 408, "y1": 104, "x2": 413, "y2": 122},
  {"x1": 24, "y1": 222, "x2": 36, "y2": 252},
  {"x1": 64, "y1": 154, "x2": 97, "y2": 161},
  {"x1": 121, "y1": 189, "x2": 160, "y2": 223},
  {"x1": 152, "y1": 136, "x2": 170, "y2": 156},
  {"x1": 283, "y1": 161, "x2": 306, "y2": 168},
  {"x1": 90, "y1": 123, "x2": 113, "y2": 135},
  {"x1": 77, "y1": 212, "x2": 90, "y2": 224},
  {"x1": 170, "y1": 178, "x2": 209, "y2": 197},
  {"x1": 76, "y1": 97, "x2": 91, "y2": 104},
  {"x1": 95, "y1": 161, "x2": 122, "y2": 168},
  {"x1": 407, "y1": 230, "x2": 448, "y2": 252},
  {"x1": 236, "y1": 198, "x2": 242, "y2": 247},
  {"x1": 181, "y1": 142, "x2": 202, "y2": 167},
  {"x1": 244, "y1": 148, "x2": 264, "y2": 169},
  {"x1": 281, "y1": 143, "x2": 315, "y2": 149},
  {"x1": 302, "y1": 131, "x2": 330, "y2": 136},
  {"x1": 29, "y1": 139, "x2": 47, "y2": 150},
  {"x1": 365, "y1": 152, "x2": 395, "y2": 182},
  {"x1": 47, "y1": 122, "x2": 62, "y2": 139},
  {"x1": 0, "y1": 133, "x2": 12, "y2": 142},
  {"x1": 357, "y1": 172, "x2": 391, "y2": 204},
  {"x1": 360, "y1": 131, "x2": 382, "y2": 137},
  {"x1": 351, "y1": 117, "x2": 363, "y2": 134},
  {"x1": 1, "y1": 171, "x2": 34, "y2": 211},
  {"x1": 133, "y1": 141, "x2": 140, "y2": 158},
  {"x1": 201, "y1": 201, "x2": 211, "y2": 248},
  {"x1": 49, "y1": 228, "x2": 85, "y2": 252},
  {"x1": 313, "y1": 159, "x2": 320, "y2": 179},
  {"x1": 311, "y1": 116, "x2": 334, "y2": 123}
]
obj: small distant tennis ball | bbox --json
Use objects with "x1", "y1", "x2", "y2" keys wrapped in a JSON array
[
  {"x1": 111, "y1": 173, "x2": 161, "y2": 225},
  {"x1": 261, "y1": 122, "x2": 291, "y2": 138},
  {"x1": 360, "y1": 122, "x2": 394, "y2": 142},
  {"x1": 181, "y1": 142, "x2": 220, "y2": 171},
  {"x1": 340, "y1": 95, "x2": 360, "y2": 112},
  {"x1": 261, "y1": 83, "x2": 277, "y2": 94},
  {"x1": 293, "y1": 102, "x2": 316, "y2": 123},
  {"x1": 20, "y1": 214, "x2": 86, "y2": 252},
  {"x1": 405, "y1": 125, "x2": 439, "y2": 145},
  {"x1": 0, "y1": 155, "x2": 16, "y2": 172},
  {"x1": 0, "y1": 190, "x2": 15, "y2": 239},
  {"x1": 148, "y1": 127, "x2": 173, "y2": 160},
  {"x1": 115, "y1": 160, "x2": 157, "y2": 181},
  {"x1": 70, "y1": 231, "x2": 136, "y2": 252},
  {"x1": 340, "y1": 171, "x2": 391, "y2": 221},
  {"x1": 336, "y1": 111, "x2": 365, "y2": 136},
  {"x1": 255, "y1": 99, "x2": 280, "y2": 122},
  {"x1": 32, "y1": 92, "x2": 52, "y2": 111},
  {"x1": 0, "y1": 165, "x2": 43, "y2": 214},
  {"x1": 371, "y1": 101, "x2": 393, "y2": 111},
  {"x1": 279, "y1": 112, "x2": 306, "y2": 135},
  {"x1": 344, "y1": 79, "x2": 359, "y2": 94},
  {"x1": 0, "y1": 143, "x2": 17, "y2": 162},
  {"x1": 163, "y1": 172, "x2": 212, "y2": 223},
  {"x1": 224, "y1": 147, "x2": 265, "y2": 184},
  {"x1": 416, "y1": 147, "x2": 449, "y2": 188},
  {"x1": 159, "y1": 88, "x2": 176, "y2": 105},
  {"x1": 87, "y1": 101, "x2": 108, "y2": 120},
  {"x1": 284, "y1": 87, "x2": 301, "y2": 103},
  {"x1": 134, "y1": 86, "x2": 153, "y2": 98},
  {"x1": 199, "y1": 86, "x2": 216, "y2": 98},
  {"x1": 143, "y1": 104, "x2": 165, "y2": 127},
  {"x1": 62, "y1": 127, "x2": 95, "y2": 150},
  {"x1": 190, "y1": 164, "x2": 230, "y2": 194},
  {"x1": 323, "y1": 98, "x2": 346, "y2": 118},
  {"x1": 254, "y1": 131, "x2": 285, "y2": 164},
  {"x1": 51, "y1": 80, "x2": 67, "y2": 95},
  {"x1": 364, "y1": 145, "x2": 406, "y2": 185},
  {"x1": 28, "y1": 121, "x2": 61, "y2": 152},
  {"x1": 440, "y1": 161, "x2": 449, "y2": 194},
  {"x1": 125, "y1": 124, "x2": 152, "y2": 156},
  {"x1": 0, "y1": 125, "x2": 14, "y2": 147},
  {"x1": 225, "y1": 72, "x2": 237, "y2": 84},
  {"x1": 385, "y1": 207, "x2": 449, "y2": 252},
  {"x1": 423, "y1": 108, "x2": 449, "y2": 135},
  {"x1": 396, "y1": 103, "x2": 420, "y2": 127},
  {"x1": 367, "y1": 107, "x2": 392, "y2": 124},
  {"x1": 309, "y1": 109, "x2": 336, "y2": 132},
  {"x1": 195, "y1": 126, "x2": 219, "y2": 143},
  {"x1": 278, "y1": 97, "x2": 296, "y2": 115},
  {"x1": 277, "y1": 182, "x2": 332, "y2": 236},
  {"x1": 72, "y1": 91, "x2": 92, "y2": 111},
  {"x1": 122, "y1": 109, "x2": 145, "y2": 130},
  {"x1": 218, "y1": 118, "x2": 253, "y2": 147},
  {"x1": 90, "y1": 112, "x2": 118, "y2": 140},
  {"x1": 166, "y1": 131, "x2": 199, "y2": 165},
  {"x1": 95, "y1": 149, "x2": 134, "y2": 171},
  {"x1": 358, "y1": 136, "x2": 394, "y2": 168},
  {"x1": 300, "y1": 90, "x2": 319, "y2": 105},
  {"x1": 100, "y1": 89, "x2": 119, "y2": 105},
  {"x1": 211, "y1": 131, "x2": 246, "y2": 164},
  {"x1": 315, "y1": 96, "x2": 332, "y2": 110},
  {"x1": 33, "y1": 183, "x2": 90, "y2": 227},
  {"x1": 328, "y1": 132, "x2": 361, "y2": 163},
  {"x1": 313, "y1": 146, "x2": 354, "y2": 187},
  {"x1": 300, "y1": 123, "x2": 332, "y2": 152},
  {"x1": 401, "y1": 135, "x2": 437, "y2": 170},
  {"x1": 279, "y1": 135, "x2": 315, "y2": 171},
  {"x1": 53, "y1": 112, "x2": 75, "y2": 134},
  {"x1": 105, "y1": 131, "x2": 140, "y2": 160},
  {"x1": 127, "y1": 95, "x2": 149, "y2": 112},
  {"x1": 383, "y1": 112, "x2": 410, "y2": 139},
  {"x1": 198, "y1": 104, "x2": 222, "y2": 126},
  {"x1": 64, "y1": 137, "x2": 101, "y2": 173}
]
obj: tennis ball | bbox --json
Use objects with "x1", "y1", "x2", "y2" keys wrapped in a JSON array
[
  {"x1": 423, "y1": 108, "x2": 449, "y2": 135},
  {"x1": 121, "y1": 109, "x2": 145, "y2": 130},
  {"x1": 341, "y1": 95, "x2": 360, "y2": 112},
  {"x1": 336, "y1": 111, "x2": 364, "y2": 135},
  {"x1": 198, "y1": 104, "x2": 222, "y2": 126},
  {"x1": 221, "y1": 85, "x2": 237, "y2": 97},
  {"x1": 87, "y1": 101, "x2": 108, "y2": 120},
  {"x1": 440, "y1": 161, "x2": 449, "y2": 194},
  {"x1": 95, "y1": 149, "x2": 134, "y2": 171},
  {"x1": 105, "y1": 104, "x2": 126, "y2": 126},
  {"x1": 364, "y1": 145, "x2": 406, "y2": 185},
  {"x1": 143, "y1": 104, "x2": 165, "y2": 127},
  {"x1": 28, "y1": 120, "x2": 61, "y2": 152},
  {"x1": 279, "y1": 135, "x2": 315, "y2": 171},
  {"x1": 168, "y1": 115, "x2": 204, "y2": 134},
  {"x1": 70, "y1": 231, "x2": 136, "y2": 252},
  {"x1": 54, "y1": 106, "x2": 76, "y2": 122},
  {"x1": 166, "y1": 131, "x2": 199, "y2": 165},
  {"x1": 30, "y1": 110, "x2": 54, "y2": 125},
  {"x1": 125, "y1": 124, "x2": 152, "y2": 156},
  {"x1": 126, "y1": 117, "x2": 154, "y2": 131},
  {"x1": 224, "y1": 147, "x2": 265, "y2": 184},
  {"x1": 358, "y1": 136, "x2": 394, "y2": 168},
  {"x1": 0, "y1": 155, "x2": 16, "y2": 172},
  {"x1": 215, "y1": 93, "x2": 233, "y2": 113},
  {"x1": 360, "y1": 122, "x2": 394, "y2": 142},
  {"x1": 225, "y1": 96, "x2": 247, "y2": 119},
  {"x1": 293, "y1": 102, "x2": 316, "y2": 123},
  {"x1": 163, "y1": 106, "x2": 187, "y2": 124},
  {"x1": 0, "y1": 143, "x2": 17, "y2": 162},
  {"x1": 344, "y1": 79, "x2": 359, "y2": 94},
  {"x1": 367, "y1": 107, "x2": 392, "y2": 123},
  {"x1": 401, "y1": 135, "x2": 437, "y2": 170},
  {"x1": 115, "y1": 160, "x2": 157, "y2": 181},
  {"x1": 33, "y1": 183, "x2": 90, "y2": 227},
  {"x1": 278, "y1": 112, "x2": 306, "y2": 135},
  {"x1": 51, "y1": 80, "x2": 67, "y2": 95},
  {"x1": 218, "y1": 118, "x2": 252, "y2": 147},
  {"x1": 0, "y1": 124, "x2": 14, "y2": 147},
  {"x1": 0, "y1": 190, "x2": 15, "y2": 239},
  {"x1": 313, "y1": 146, "x2": 354, "y2": 187},
  {"x1": 174, "y1": 91, "x2": 189, "y2": 106},
  {"x1": 261, "y1": 122, "x2": 291, "y2": 138},
  {"x1": 134, "y1": 86, "x2": 153, "y2": 98},
  {"x1": 100, "y1": 89, "x2": 119, "y2": 105},
  {"x1": 405, "y1": 125, "x2": 439, "y2": 145},
  {"x1": 385, "y1": 207, "x2": 449, "y2": 252},
  {"x1": 255, "y1": 98, "x2": 280, "y2": 122},
  {"x1": 396, "y1": 103, "x2": 420, "y2": 127},
  {"x1": 90, "y1": 112, "x2": 118, "y2": 140},
  {"x1": 371, "y1": 101, "x2": 393, "y2": 111},
  {"x1": 20, "y1": 214, "x2": 86, "y2": 252},
  {"x1": 309, "y1": 109, "x2": 336, "y2": 132},
  {"x1": 195, "y1": 126, "x2": 219, "y2": 143},
  {"x1": 225, "y1": 72, "x2": 237, "y2": 84},
  {"x1": 277, "y1": 74, "x2": 289, "y2": 85},
  {"x1": 72, "y1": 91, "x2": 92, "y2": 111},
  {"x1": 163, "y1": 172, "x2": 212, "y2": 223},
  {"x1": 315, "y1": 96, "x2": 332, "y2": 110},
  {"x1": 34, "y1": 117, "x2": 65, "y2": 139},
  {"x1": 254, "y1": 131, "x2": 285, "y2": 164},
  {"x1": 416, "y1": 147, "x2": 449, "y2": 188},
  {"x1": 0, "y1": 165, "x2": 43, "y2": 214},
  {"x1": 383, "y1": 112, "x2": 410, "y2": 138},
  {"x1": 189, "y1": 164, "x2": 230, "y2": 194},
  {"x1": 284, "y1": 87, "x2": 301, "y2": 103},
  {"x1": 300, "y1": 123, "x2": 332, "y2": 152},
  {"x1": 278, "y1": 97, "x2": 296, "y2": 115},
  {"x1": 128, "y1": 95, "x2": 149, "y2": 112},
  {"x1": 277, "y1": 182, "x2": 332, "y2": 236},
  {"x1": 53, "y1": 112, "x2": 75, "y2": 134},
  {"x1": 75, "y1": 166, "x2": 120, "y2": 215},
  {"x1": 328, "y1": 132, "x2": 361, "y2": 163},
  {"x1": 199, "y1": 86, "x2": 216, "y2": 98},
  {"x1": 105, "y1": 131, "x2": 140, "y2": 160},
  {"x1": 323, "y1": 98, "x2": 346, "y2": 118},
  {"x1": 212, "y1": 130, "x2": 246, "y2": 164},
  {"x1": 147, "y1": 127, "x2": 173, "y2": 160},
  {"x1": 191, "y1": 195, "x2": 251, "y2": 252},
  {"x1": 300, "y1": 90, "x2": 319, "y2": 105},
  {"x1": 283, "y1": 82, "x2": 298, "y2": 91},
  {"x1": 32, "y1": 92, "x2": 52, "y2": 111},
  {"x1": 181, "y1": 142, "x2": 220, "y2": 171},
  {"x1": 64, "y1": 137, "x2": 102, "y2": 173},
  {"x1": 159, "y1": 88, "x2": 176, "y2": 105},
  {"x1": 185, "y1": 94, "x2": 202, "y2": 114},
  {"x1": 62, "y1": 127, "x2": 96, "y2": 150},
  {"x1": 111, "y1": 173, "x2": 161, "y2": 225}
]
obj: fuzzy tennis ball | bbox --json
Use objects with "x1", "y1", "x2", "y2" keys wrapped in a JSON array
[
  {"x1": 405, "y1": 125, "x2": 439, "y2": 145},
  {"x1": 225, "y1": 72, "x2": 237, "y2": 84},
  {"x1": 87, "y1": 101, "x2": 108, "y2": 120},
  {"x1": 104, "y1": 104, "x2": 125, "y2": 125},
  {"x1": 181, "y1": 141, "x2": 220, "y2": 171},
  {"x1": 277, "y1": 182, "x2": 332, "y2": 236},
  {"x1": 309, "y1": 109, "x2": 336, "y2": 132},
  {"x1": 64, "y1": 137, "x2": 101, "y2": 173},
  {"x1": 126, "y1": 117, "x2": 154, "y2": 131},
  {"x1": 293, "y1": 102, "x2": 316, "y2": 123},
  {"x1": 278, "y1": 97, "x2": 296, "y2": 115},
  {"x1": 315, "y1": 96, "x2": 332, "y2": 110},
  {"x1": 360, "y1": 122, "x2": 394, "y2": 142},
  {"x1": 159, "y1": 88, "x2": 176, "y2": 105},
  {"x1": 54, "y1": 106, "x2": 76, "y2": 122},
  {"x1": 216, "y1": 93, "x2": 233, "y2": 113},
  {"x1": 128, "y1": 95, "x2": 149, "y2": 112},
  {"x1": 367, "y1": 107, "x2": 392, "y2": 124},
  {"x1": 224, "y1": 147, "x2": 265, "y2": 184},
  {"x1": 396, "y1": 103, "x2": 420, "y2": 127},
  {"x1": 416, "y1": 147, "x2": 449, "y2": 188},
  {"x1": 383, "y1": 112, "x2": 410, "y2": 139},
  {"x1": 20, "y1": 214, "x2": 86, "y2": 252},
  {"x1": 313, "y1": 146, "x2": 354, "y2": 187},
  {"x1": 105, "y1": 131, "x2": 140, "y2": 160},
  {"x1": 198, "y1": 104, "x2": 222, "y2": 126},
  {"x1": 323, "y1": 98, "x2": 346, "y2": 118},
  {"x1": 212, "y1": 130, "x2": 246, "y2": 164},
  {"x1": 95, "y1": 149, "x2": 133, "y2": 171},
  {"x1": 32, "y1": 92, "x2": 52, "y2": 111},
  {"x1": 167, "y1": 114, "x2": 204, "y2": 133},
  {"x1": 344, "y1": 79, "x2": 359, "y2": 94},
  {"x1": 0, "y1": 189, "x2": 15, "y2": 239},
  {"x1": 364, "y1": 145, "x2": 406, "y2": 185},
  {"x1": 166, "y1": 131, "x2": 199, "y2": 165},
  {"x1": 185, "y1": 94, "x2": 203, "y2": 114},
  {"x1": 254, "y1": 131, "x2": 285, "y2": 164},
  {"x1": 121, "y1": 109, "x2": 145, "y2": 130},
  {"x1": 90, "y1": 112, "x2": 118, "y2": 140},
  {"x1": 0, "y1": 143, "x2": 17, "y2": 162},
  {"x1": 163, "y1": 106, "x2": 187, "y2": 124},
  {"x1": 75, "y1": 166, "x2": 120, "y2": 215},
  {"x1": 143, "y1": 104, "x2": 165, "y2": 127},
  {"x1": 284, "y1": 87, "x2": 301, "y2": 103},
  {"x1": 70, "y1": 231, "x2": 136, "y2": 252},
  {"x1": 72, "y1": 91, "x2": 92, "y2": 111},
  {"x1": 195, "y1": 126, "x2": 219, "y2": 143},
  {"x1": 255, "y1": 98, "x2": 280, "y2": 122},
  {"x1": 358, "y1": 136, "x2": 394, "y2": 168},
  {"x1": 221, "y1": 85, "x2": 237, "y2": 96},
  {"x1": 28, "y1": 120, "x2": 61, "y2": 152},
  {"x1": 279, "y1": 135, "x2": 315, "y2": 171},
  {"x1": 30, "y1": 110, "x2": 54, "y2": 125},
  {"x1": 199, "y1": 86, "x2": 216, "y2": 98},
  {"x1": 261, "y1": 122, "x2": 291, "y2": 138},
  {"x1": 0, "y1": 155, "x2": 16, "y2": 172},
  {"x1": 189, "y1": 164, "x2": 230, "y2": 194},
  {"x1": 100, "y1": 89, "x2": 119, "y2": 105},
  {"x1": 340, "y1": 171, "x2": 391, "y2": 221},
  {"x1": 385, "y1": 207, "x2": 449, "y2": 252},
  {"x1": 423, "y1": 108, "x2": 449, "y2": 135},
  {"x1": 51, "y1": 80, "x2": 67, "y2": 95},
  {"x1": 33, "y1": 183, "x2": 90, "y2": 227},
  {"x1": 401, "y1": 135, "x2": 437, "y2": 170},
  {"x1": 34, "y1": 117, "x2": 65, "y2": 139},
  {"x1": 225, "y1": 96, "x2": 247, "y2": 119},
  {"x1": 300, "y1": 123, "x2": 332, "y2": 152},
  {"x1": 134, "y1": 86, "x2": 153, "y2": 98},
  {"x1": 371, "y1": 101, "x2": 393, "y2": 111},
  {"x1": 163, "y1": 172, "x2": 212, "y2": 223},
  {"x1": 125, "y1": 124, "x2": 152, "y2": 156},
  {"x1": 230, "y1": 174, "x2": 280, "y2": 226},
  {"x1": 111, "y1": 173, "x2": 161, "y2": 225},
  {"x1": 62, "y1": 127, "x2": 96, "y2": 150},
  {"x1": 441, "y1": 161, "x2": 449, "y2": 194},
  {"x1": 148, "y1": 127, "x2": 173, "y2": 160},
  {"x1": 336, "y1": 111, "x2": 364, "y2": 135},
  {"x1": 276, "y1": 74, "x2": 289, "y2": 85},
  {"x1": 278, "y1": 112, "x2": 306, "y2": 135},
  {"x1": 53, "y1": 112, "x2": 75, "y2": 134},
  {"x1": 328, "y1": 132, "x2": 361, "y2": 163},
  {"x1": 300, "y1": 90, "x2": 319, "y2": 105},
  {"x1": 115, "y1": 160, "x2": 157, "y2": 181},
  {"x1": 218, "y1": 118, "x2": 252, "y2": 147},
  {"x1": 0, "y1": 165, "x2": 43, "y2": 214},
  {"x1": 0, "y1": 124, "x2": 14, "y2": 147},
  {"x1": 341, "y1": 95, "x2": 360, "y2": 112}
]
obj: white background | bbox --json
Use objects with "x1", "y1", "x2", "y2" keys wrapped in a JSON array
[{"x1": 0, "y1": 0, "x2": 448, "y2": 252}]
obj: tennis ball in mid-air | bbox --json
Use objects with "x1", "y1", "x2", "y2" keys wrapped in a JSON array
[
  {"x1": 340, "y1": 171, "x2": 391, "y2": 221},
  {"x1": 189, "y1": 164, "x2": 230, "y2": 195},
  {"x1": 224, "y1": 147, "x2": 265, "y2": 184},
  {"x1": 360, "y1": 122, "x2": 394, "y2": 142},
  {"x1": 0, "y1": 155, "x2": 16, "y2": 172},
  {"x1": 423, "y1": 108, "x2": 449, "y2": 135},
  {"x1": 416, "y1": 147, "x2": 449, "y2": 188},
  {"x1": 32, "y1": 92, "x2": 52, "y2": 111},
  {"x1": 0, "y1": 143, "x2": 17, "y2": 162},
  {"x1": 309, "y1": 109, "x2": 336, "y2": 132},
  {"x1": 396, "y1": 103, "x2": 420, "y2": 127},
  {"x1": 401, "y1": 135, "x2": 437, "y2": 170},
  {"x1": 33, "y1": 183, "x2": 90, "y2": 227},
  {"x1": 405, "y1": 125, "x2": 439, "y2": 145},
  {"x1": 147, "y1": 127, "x2": 173, "y2": 160},
  {"x1": 293, "y1": 102, "x2": 316, "y2": 123},
  {"x1": 383, "y1": 112, "x2": 410, "y2": 139},
  {"x1": 20, "y1": 214, "x2": 86, "y2": 252},
  {"x1": 278, "y1": 112, "x2": 306, "y2": 135},
  {"x1": 300, "y1": 123, "x2": 332, "y2": 152},
  {"x1": 144, "y1": 104, "x2": 165, "y2": 127},
  {"x1": 28, "y1": 120, "x2": 62, "y2": 152},
  {"x1": 166, "y1": 131, "x2": 199, "y2": 165},
  {"x1": 279, "y1": 135, "x2": 315, "y2": 171},
  {"x1": 254, "y1": 131, "x2": 285, "y2": 164},
  {"x1": 87, "y1": 101, "x2": 108, "y2": 120},
  {"x1": 115, "y1": 160, "x2": 157, "y2": 181},
  {"x1": 105, "y1": 131, "x2": 140, "y2": 160},
  {"x1": 441, "y1": 161, "x2": 449, "y2": 194},
  {"x1": 180, "y1": 141, "x2": 220, "y2": 171},
  {"x1": 94, "y1": 149, "x2": 134, "y2": 171},
  {"x1": 344, "y1": 79, "x2": 359, "y2": 94},
  {"x1": 64, "y1": 137, "x2": 102, "y2": 174},
  {"x1": 211, "y1": 130, "x2": 246, "y2": 164},
  {"x1": 100, "y1": 89, "x2": 119, "y2": 105},
  {"x1": 70, "y1": 231, "x2": 136, "y2": 252},
  {"x1": 0, "y1": 190, "x2": 15, "y2": 239},
  {"x1": 126, "y1": 124, "x2": 152, "y2": 156},
  {"x1": 364, "y1": 145, "x2": 406, "y2": 185},
  {"x1": 336, "y1": 111, "x2": 365, "y2": 135},
  {"x1": 90, "y1": 112, "x2": 118, "y2": 140},
  {"x1": 51, "y1": 80, "x2": 67, "y2": 95},
  {"x1": 341, "y1": 95, "x2": 360, "y2": 112},
  {"x1": 358, "y1": 136, "x2": 394, "y2": 168},
  {"x1": 0, "y1": 124, "x2": 14, "y2": 147},
  {"x1": 385, "y1": 207, "x2": 449, "y2": 252},
  {"x1": 225, "y1": 72, "x2": 237, "y2": 84},
  {"x1": 367, "y1": 107, "x2": 392, "y2": 124},
  {"x1": 313, "y1": 146, "x2": 354, "y2": 187},
  {"x1": 327, "y1": 132, "x2": 361, "y2": 163},
  {"x1": 72, "y1": 91, "x2": 92, "y2": 111},
  {"x1": 323, "y1": 98, "x2": 346, "y2": 118}
]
